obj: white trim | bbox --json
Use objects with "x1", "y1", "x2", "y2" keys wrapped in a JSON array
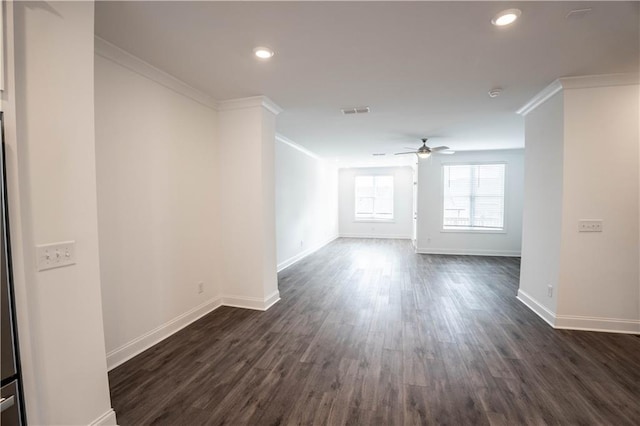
[
  {"x1": 439, "y1": 160, "x2": 509, "y2": 167},
  {"x1": 516, "y1": 289, "x2": 640, "y2": 334},
  {"x1": 440, "y1": 162, "x2": 508, "y2": 234},
  {"x1": 262, "y1": 290, "x2": 281, "y2": 310},
  {"x1": 559, "y1": 73, "x2": 639, "y2": 90},
  {"x1": 354, "y1": 174, "x2": 395, "y2": 221},
  {"x1": 106, "y1": 291, "x2": 284, "y2": 370},
  {"x1": 516, "y1": 289, "x2": 556, "y2": 327},
  {"x1": 516, "y1": 73, "x2": 639, "y2": 116},
  {"x1": 516, "y1": 80, "x2": 563, "y2": 116},
  {"x1": 276, "y1": 133, "x2": 322, "y2": 160},
  {"x1": 106, "y1": 297, "x2": 223, "y2": 370},
  {"x1": 353, "y1": 219, "x2": 395, "y2": 223},
  {"x1": 89, "y1": 408, "x2": 118, "y2": 426},
  {"x1": 0, "y1": 3, "x2": 4, "y2": 92},
  {"x1": 221, "y1": 291, "x2": 281, "y2": 311},
  {"x1": 555, "y1": 315, "x2": 640, "y2": 335},
  {"x1": 430, "y1": 148, "x2": 525, "y2": 155},
  {"x1": 340, "y1": 234, "x2": 411, "y2": 240},
  {"x1": 417, "y1": 247, "x2": 521, "y2": 257},
  {"x1": 277, "y1": 234, "x2": 338, "y2": 272},
  {"x1": 261, "y1": 97, "x2": 284, "y2": 115},
  {"x1": 218, "y1": 95, "x2": 283, "y2": 115},
  {"x1": 441, "y1": 228, "x2": 506, "y2": 234},
  {"x1": 94, "y1": 37, "x2": 218, "y2": 110},
  {"x1": 2, "y1": 4, "x2": 43, "y2": 421}
]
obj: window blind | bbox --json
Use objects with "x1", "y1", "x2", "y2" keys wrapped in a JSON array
[
  {"x1": 443, "y1": 164, "x2": 505, "y2": 230},
  {"x1": 355, "y1": 175, "x2": 394, "y2": 219}
]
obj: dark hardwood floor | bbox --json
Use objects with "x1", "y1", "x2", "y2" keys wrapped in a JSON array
[{"x1": 109, "y1": 238, "x2": 640, "y2": 425}]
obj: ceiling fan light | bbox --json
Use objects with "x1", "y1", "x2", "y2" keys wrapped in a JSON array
[{"x1": 417, "y1": 152, "x2": 431, "y2": 159}]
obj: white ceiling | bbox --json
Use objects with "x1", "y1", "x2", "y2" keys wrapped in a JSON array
[{"x1": 95, "y1": 1, "x2": 639, "y2": 162}]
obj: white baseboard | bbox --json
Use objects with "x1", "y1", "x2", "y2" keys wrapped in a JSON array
[
  {"x1": 555, "y1": 315, "x2": 640, "y2": 334},
  {"x1": 263, "y1": 290, "x2": 281, "y2": 310},
  {"x1": 222, "y1": 290, "x2": 281, "y2": 311},
  {"x1": 106, "y1": 289, "x2": 284, "y2": 371},
  {"x1": 517, "y1": 289, "x2": 640, "y2": 334},
  {"x1": 277, "y1": 234, "x2": 338, "y2": 272},
  {"x1": 340, "y1": 234, "x2": 412, "y2": 240},
  {"x1": 516, "y1": 289, "x2": 556, "y2": 327},
  {"x1": 106, "y1": 296, "x2": 222, "y2": 370},
  {"x1": 89, "y1": 408, "x2": 118, "y2": 426},
  {"x1": 417, "y1": 247, "x2": 521, "y2": 257}
]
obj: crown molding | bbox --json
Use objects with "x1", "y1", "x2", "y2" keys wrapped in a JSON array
[
  {"x1": 517, "y1": 73, "x2": 639, "y2": 116},
  {"x1": 94, "y1": 36, "x2": 218, "y2": 110},
  {"x1": 217, "y1": 96, "x2": 283, "y2": 115},
  {"x1": 559, "y1": 73, "x2": 639, "y2": 90},
  {"x1": 262, "y1": 97, "x2": 284, "y2": 115},
  {"x1": 516, "y1": 79, "x2": 563, "y2": 116},
  {"x1": 276, "y1": 133, "x2": 322, "y2": 160}
]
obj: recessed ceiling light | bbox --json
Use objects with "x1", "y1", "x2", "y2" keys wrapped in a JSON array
[
  {"x1": 491, "y1": 9, "x2": 521, "y2": 26},
  {"x1": 253, "y1": 47, "x2": 274, "y2": 59}
]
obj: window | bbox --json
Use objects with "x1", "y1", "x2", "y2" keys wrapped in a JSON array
[
  {"x1": 443, "y1": 163, "x2": 505, "y2": 231},
  {"x1": 355, "y1": 175, "x2": 394, "y2": 220}
]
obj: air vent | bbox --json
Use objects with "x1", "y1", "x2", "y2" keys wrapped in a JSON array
[
  {"x1": 341, "y1": 106, "x2": 370, "y2": 115},
  {"x1": 372, "y1": 153, "x2": 386, "y2": 156}
]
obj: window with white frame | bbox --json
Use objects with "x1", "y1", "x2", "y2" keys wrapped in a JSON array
[
  {"x1": 355, "y1": 175, "x2": 394, "y2": 220},
  {"x1": 442, "y1": 163, "x2": 505, "y2": 230}
]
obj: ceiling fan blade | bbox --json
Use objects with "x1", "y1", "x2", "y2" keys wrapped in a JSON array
[
  {"x1": 430, "y1": 146, "x2": 450, "y2": 151},
  {"x1": 394, "y1": 152, "x2": 417, "y2": 155},
  {"x1": 403, "y1": 147, "x2": 418, "y2": 150},
  {"x1": 435, "y1": 150, "x2": 455, "y2": 155}
]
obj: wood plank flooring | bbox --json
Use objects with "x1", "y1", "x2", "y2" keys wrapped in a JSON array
[{"x1": 108, "y1": 238, "x2": 640, "y2": 425}]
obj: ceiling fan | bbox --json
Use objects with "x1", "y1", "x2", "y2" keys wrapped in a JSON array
[{"x1": 394, "y1": 138, "x2": 454, "y2": 159}]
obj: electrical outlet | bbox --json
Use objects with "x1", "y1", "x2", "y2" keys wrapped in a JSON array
[
  {"x1": 36, "y1": 241, "x2": 76, "y2": 271},
  {"x1": 547, "y1": 285, "x2": 553, "y2": 297},
  {"x1": 578, "y1": 220, "x2": 602, "y2": 232},
  {"x1": 198, "y1": 282, "x2": 204, "y2": 294},
  {"x1": 300, "y1": 240, "x2": 304, "y2": 247}
]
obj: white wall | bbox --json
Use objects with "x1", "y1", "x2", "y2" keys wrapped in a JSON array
[
  {"x1": 339, "y1": 167, "x2": 413, "y2": 239},
  {"x1": 519, "y1": 93, "x2": 564, "y2": 316},
  {"x1": 558, "y1": 84, "x2": 639, "y2": 324},
  {"x1": 217, "y1": 99, "x2": 280, "y2": 309},
  {"x1": 94, "y1": 50, "x2": 219, "y2": 366},
  {"x1": 518, "y1": 76, "x2": 640, "y2": 334},
  {"x1": 6, "y1": 1, "x2": 115, "y2": 424},
  {"x1": 275, "y1": 137, "x2": 338, "y2": 271},
  {"x1": 416, "y1": 150, "x2": 524, "y2": 256}
]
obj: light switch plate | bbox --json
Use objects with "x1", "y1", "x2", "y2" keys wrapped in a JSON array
[
  {"x1": 36, "y1": 241, "x2": 76, "y2": 271},
  {"x1": 578, "y1": 220, "x2": 603, "y2": 232}
]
